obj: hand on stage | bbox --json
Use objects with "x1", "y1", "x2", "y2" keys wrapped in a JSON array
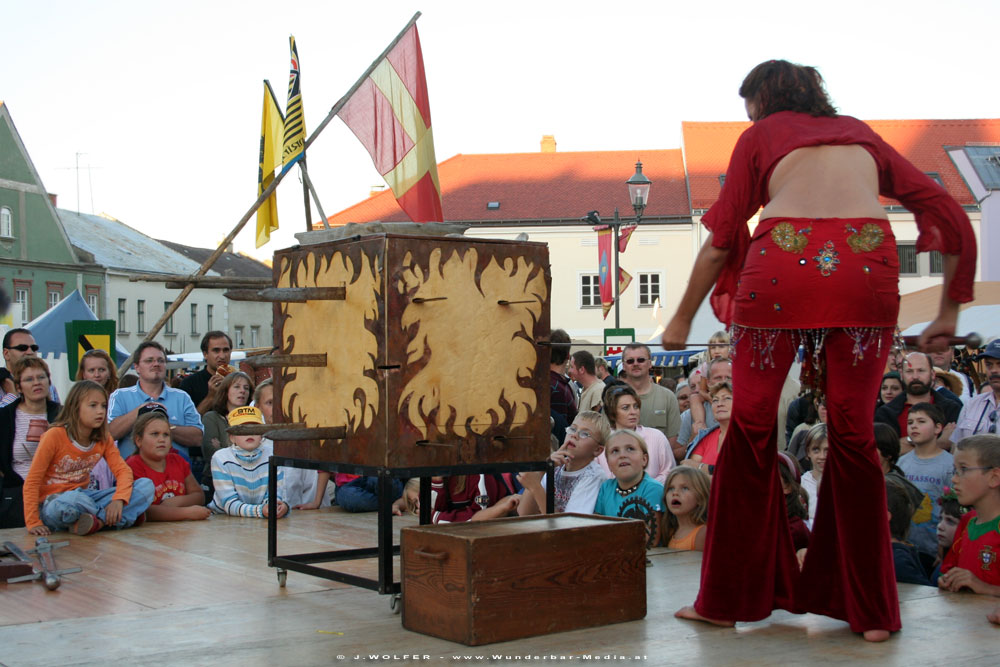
[
  {"x1": 28, "y1": 524, "x2": 51, "y2": 536},
  {"x1": 939, "y1": 567, "x2": 989, "y2": 594},
  {"x1": 105, "y1": 500, "x2": 124, "y2": 526},
  {"x1": 263, "y1": 501, "x2": 289, "y2": 518},
  {"x1": 661, "y1": 316, "x2": 691, "y2": 351}
]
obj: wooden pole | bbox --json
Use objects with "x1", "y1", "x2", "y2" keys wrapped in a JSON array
[
  {"x1": 116, "y1": 12, "x2": 424, "y2": 378},
  {"x1": 299, "y1": 157, "x2": 313, "y2": 231},
  {"x1": 300, "y1": 164, "x2": 329, "y2": 229}
]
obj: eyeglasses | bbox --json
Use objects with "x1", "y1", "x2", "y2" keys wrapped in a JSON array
[
  {"x1": 989, "y1": 410, "x2": 997, "y2": 434},
  {"x1": 140, "y1": 358, "x2": 165, "y2": 366},
  {"x1": 951, "y1": 466, "x2": 994, "y2": 478},
  {"x1": 624, "y1": 357, "x2": 647, "y2": 365},
  {"x1": 5, "y1": 344, "x2": 39, "y2": 352},
  {"x1": 566, "y1": 425, "x2": 594, "y2": 440}
]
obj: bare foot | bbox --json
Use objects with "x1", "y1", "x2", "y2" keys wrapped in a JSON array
[
  {"x1": 863, "y1": 629, "x2": 890, "y2": 642},
  {"x1": 674, "y1": 605, "x2": 736, "y2": 628},
  {"x1": 988, "y1": 607, "x2": 1000, "y2": 625}
]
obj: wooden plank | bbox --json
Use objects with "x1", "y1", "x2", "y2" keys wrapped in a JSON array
[
  {"x1": 224, "y1": 286, "x2": 347, "y2": 303},
  {"x1": 246, "y1": 354, "x2": 328, "y2": 368}
]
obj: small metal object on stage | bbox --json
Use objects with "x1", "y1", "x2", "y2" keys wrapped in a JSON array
[
  {"x1": 401, "y1": 514, "x2": 646, "y2": 645},
  {"x1": 898, "y1": 332, "x2": 983, "y2": 349},
  {"x1": 223, "y1": 286, "x2": 346, "y2": 303},
  {"x1": 4, "y1": 538, "x2": 81, "y2": 590}
]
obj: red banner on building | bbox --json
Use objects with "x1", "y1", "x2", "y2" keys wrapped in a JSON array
[{"x1": 597, "y1": 226, "x2": 613, "y2": 318}]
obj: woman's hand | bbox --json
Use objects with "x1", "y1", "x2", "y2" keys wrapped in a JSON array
[
  {"x1": 661, "y1": 316, "x2": 692, "y2": 351},
  {"x1": 917, "y1": 314, "x2": 957, "y2": 352}
]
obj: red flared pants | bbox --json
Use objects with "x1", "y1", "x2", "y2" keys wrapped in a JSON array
[{"x1": 694, "y1": 328, "x2": 901, "y2": 633}]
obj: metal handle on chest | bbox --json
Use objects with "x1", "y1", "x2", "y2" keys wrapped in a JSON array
[{"x1": 413, "y1": 549, "x2": 448, "y2": 561}]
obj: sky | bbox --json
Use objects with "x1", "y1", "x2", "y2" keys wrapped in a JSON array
[{"x1": 2, "y1": 0, "x2": 997, "y2": 261}]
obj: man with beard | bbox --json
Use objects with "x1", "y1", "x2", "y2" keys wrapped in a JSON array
[
  {"x1": 876, "y1": 351, "x2": 961, "y2": 454},
  {"x1": 951, "y1": 340, "x2": 1000, "y2": 443}
]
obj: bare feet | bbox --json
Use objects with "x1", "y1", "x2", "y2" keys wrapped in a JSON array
[
  {"x1": 863, "y1": 629, "x2": 890, "y2": 642},
  {"x1": 674, "y1": 605, "x2": 736, "y2": 628},
  {"x1": 988, "y1": 607, "x2": 1000, "y2": 626}
]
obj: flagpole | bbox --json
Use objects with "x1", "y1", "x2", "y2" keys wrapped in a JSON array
[
  {"x1": 116, "y1": 13, "x2": 425, "y2": 377},
  {"x1": 613, "y1": 207, "x2": 621, "y2": 329},
  {"x1": 300, "y1": 165, "x2": 329, "y2": 229},
  {"x1": 300, "y1": 157, "x2": 313, "y2": 231}
]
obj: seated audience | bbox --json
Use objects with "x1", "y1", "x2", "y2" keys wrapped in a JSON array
[
  {"x1": 430, "y1": 474, "x2": 519, "y2": 523},
  {"x1": 126, "y1": 407, "x2": 210, "y2": 521},
  {"x1": 0, "y1": 358, "x2": 60, "y2": 528},
  {"x1": 777, "y1": 451, "x2": 811, "y2": 552},
  {"x1": 899, "y1": 403, "x2": 953, "y2": 557},
  {"x1": 939, "y1": 435, "x2": 1000, "y2": 599},
  {"x1": 22, "y1": 381, "x2": 154, "y2": 535},
  {"x1": 208, "y1": 406, "x2": 287, "y2": 519},
  {"x1": 877, "y1": 372, "x2": 903, "y2": 409},
  {"x1": 201, "y1": 371, "x2": 254, "y2": 499},
  {"x1": 683, "y1": 381, "x2": 734, "y2": 476},
  {"x1": 874, "y1": 422, "x2": 924, "y2": 513},
  {"x1": 932, "y1": 487, "x2": 967, "y2": 583},
  {"x1": 598, "y1": 383, "x2": 674, "y2": 483},
  {"x1": 76, "y1": 349, "x2": 120, "y2": 395},
  {"x1": 663, "y1": 465, "x2": 710, "y2": 551},
  {"x1": 887, "y1": 479, "x2": 932, "y2": 586},
  {"x1": 594, "y1": 429, "x2": 663, "y2": 549},
  {"x1": 517, "y1": 410, "x2": 611, "y2": 515},
  {"x1": 798, "y1": 423, "x2": 828, "y2": 529},
  {"x1": 686, "y1": 331, "x2": 730, "y2": 435}
]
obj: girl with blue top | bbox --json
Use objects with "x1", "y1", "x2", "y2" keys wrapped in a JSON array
[{"x1": 594, "y1": 428, "x2": 663, "y2": 549}]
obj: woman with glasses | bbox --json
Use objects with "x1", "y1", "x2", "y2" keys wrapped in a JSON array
[
  {"x1": 662, "y1": 60, "x2": 976, "y2": 641},
  {"x1": 0, "y1": 358, "x2": 61, "y2": 528},
  {"x1": 598, "y1": 382, "x2": 675, "y2": 484}
]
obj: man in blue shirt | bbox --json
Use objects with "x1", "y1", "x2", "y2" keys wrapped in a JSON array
[{"x1": 108, "y1": 341, "x2": 203, "y2": 458}]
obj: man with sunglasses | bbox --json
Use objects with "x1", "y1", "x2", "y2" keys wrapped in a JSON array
[
  {"x1": 952, "y1": 340, "x2": 1000, "y2": 445},
  {"x1": 622, "y1": 343, "x2": 681, "y2": 449},
  {"x1": 1, "y1": 328, "x2": 58, "y2": 406}
]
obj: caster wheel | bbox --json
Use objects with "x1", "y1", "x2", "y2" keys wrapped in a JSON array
[
  {"x1": 277, "y1": 569, "x2": 287, "y2": 587},
  {"x1": 390, "y1": 593, "x2": 402, "y2": 614}
]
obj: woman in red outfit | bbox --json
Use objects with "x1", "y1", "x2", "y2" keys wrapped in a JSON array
[{"x1": 662, "y1": 60, "x2": 976, "y2": 641}]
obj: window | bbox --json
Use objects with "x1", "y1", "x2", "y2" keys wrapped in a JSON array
[
  {"x1": 0, "y1": 206, "x2": 12, "y2": 237},
  {"x1": 638, "y1": 273, "x2": 661, "y2": 307},
  {"x1": 897, "y1": 244, "x2": 918, "y2": 275},
  {"x1": 190, "y1": 303, "x2": 198, "y2": 334},
  {"x1": 580, "y1": 273, "x2": 601, "y2": 308},
  {"x1": 13, "y1": 280, "x2": 30, "y2": 324},
  {"x1": 164, "y1": 302, "x2": 175, "y2": 335},
  {"x1": 930, "y1": 250, "x2": 943, "y2": 276},
  {"x1": 117, "y1": 298, "x2": 127, "y2": 332},
  {"x1": 85, "y1": 286, "x2": 100, "y2": 317},
  {"x1": 234, "y1": 326, "x2": 245, "y2": 348},
  {"x1": 137, "y1": 300, "x2": 146, "y2": 333},
  {"x1": 46, "y1": 282, "x2": 63, "y2": 310},
  {"x1": 206, "y1": 304, "x2": 214, "y2": 331},
  {"x1": 250, "y1": 325, "x2": 260, "y2": 348}
]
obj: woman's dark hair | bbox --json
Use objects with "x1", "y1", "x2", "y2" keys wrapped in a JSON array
[
  {"x1": 778, "y1": 455, "x2": 808, "y2": 520},
  {"x1": 601, "y1": 381, "x2": 640, "y2": 428},
  {"x1": 739, "y1": 60, "x2": 837, "y2": 120},
  {"x1": 874, "y1": 422, "x2": 901, "y2": 468},
  {"x1": 212, "y1": 371, "x2": 254, "y2": 416}
]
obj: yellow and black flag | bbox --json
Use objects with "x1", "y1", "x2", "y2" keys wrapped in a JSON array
[
  {"x1": 281, "y1": 36, "x2": 306, "y2": 173},
  {"x1": 256, "y1": 80, "x2": 283, "y2": 248}
]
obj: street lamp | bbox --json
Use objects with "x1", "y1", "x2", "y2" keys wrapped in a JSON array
[{"x1": 602, "y1": 161, "x2": 652, "y2": 328}]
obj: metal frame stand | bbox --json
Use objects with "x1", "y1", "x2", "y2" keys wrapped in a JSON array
[{"x1": 267, "y1": 456, "x2": 555, "y2": 594}]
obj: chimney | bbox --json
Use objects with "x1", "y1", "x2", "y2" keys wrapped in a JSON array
[
  {"x1": 540, "y1": 135, "x2": 556, "y2": 153},
  {"x1": 48, "y1": 193, "x2": 58, "y2": 207}
]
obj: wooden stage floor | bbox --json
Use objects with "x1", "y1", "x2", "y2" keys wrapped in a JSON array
[{"x1": 0, "y1": 507, "x2": 995, "y2": 666}]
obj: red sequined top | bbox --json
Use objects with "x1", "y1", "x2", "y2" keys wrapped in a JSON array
[{"x1": 702, "y1": 112, "x2": 976, "y2": 327}]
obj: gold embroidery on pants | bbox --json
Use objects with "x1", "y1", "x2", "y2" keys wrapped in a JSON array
[
  {"x1": 770, "y1": 222, "x2": 811, "y2": 254},
  {"x1": 845, "y1": 222, "x2": 885, "y2": 253}
]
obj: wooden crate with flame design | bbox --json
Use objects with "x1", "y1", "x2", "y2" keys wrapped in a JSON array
[{"x1": 271, "y1": 233, "x2": 551, "y2": 467}]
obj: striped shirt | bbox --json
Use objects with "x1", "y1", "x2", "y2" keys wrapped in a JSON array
[{"x1": 208, "y1": 441, "x2": 285, "y2": 518}]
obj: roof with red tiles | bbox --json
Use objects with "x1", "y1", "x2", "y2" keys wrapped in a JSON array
[
  {"x1": 322, "y1": 149, "x2": 690, "y2": 227},
  {"x1": 682, "y1": 118, "x2": 1000, "y2": 210}
]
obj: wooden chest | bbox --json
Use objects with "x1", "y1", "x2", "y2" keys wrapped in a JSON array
[
  {"x1": 401, "y1": 514, "x2": 646, "y2": 645},
  {"x1": 272, "y1": 233, "x2": 552, "y2": 468}
]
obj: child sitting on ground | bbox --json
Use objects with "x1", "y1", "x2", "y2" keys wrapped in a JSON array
[
  {"x1": 126, "y1": 407, "x2": 210, "y2": 521},
  {"x1": 887, "y1": 479, "x2": 932, "y2": 586},
  {"x1": 517, "y1": 410, "x2": 611, "y2": 516},
  {"x1": 875, "y1": 422, "x2": 925, "y2": 513},
  {"x1": 898, "y1": 403, "x2": 953, "y2": 558},
  {"x1": 430, "y1": 474, "x2": 519, "y2": 523},
  {"x1": 939, "y1": 434, "x2": 1000, "y2": 600},
  {"x1": 931, "y1": 487, "x2": 967, "y2": 583},
  {"x1": 594, "y1": 429, "x2": 664, "y2": 549},
  {"x1": 777, "y1": 451, "x2": 811, "y2": 552},
  {"x1": 662, "y1": 465, "x2": 710, "y2": 551},
  {"x1": 799, "y1": 423, "x2": 828, "y2": 529},
  {"x1": 22, "y1": 381, "x2": 154, "y2": 535},
  {"x1": 208, "y1": 406, "x2": 287, "y2": 519}
]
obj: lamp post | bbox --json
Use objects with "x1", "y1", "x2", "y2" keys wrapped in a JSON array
[{"x1": 593, "y1": 161, "x2": 651, "y2": 328}]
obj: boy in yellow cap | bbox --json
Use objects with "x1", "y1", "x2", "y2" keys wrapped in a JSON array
[{"x1": 207, "y1": 406, "x2": 287, "y2": 519}]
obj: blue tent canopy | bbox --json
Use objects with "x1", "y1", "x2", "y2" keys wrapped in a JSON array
[
  {"x1": 605, "y1": 347, "x2": 704, "y2": 372},
  {"x1": 25, "y1": 290, "x2": 130, "y2": 364}
]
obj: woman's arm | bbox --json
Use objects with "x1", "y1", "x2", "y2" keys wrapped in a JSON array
[
  {"x1": 918, "y1": 254, "x2": 960, "y2": 350},
  {"x1": 662, "y1": 236, "x2": 730, "y2": 350}
]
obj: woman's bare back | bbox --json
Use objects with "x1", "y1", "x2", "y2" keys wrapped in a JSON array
[{"x1": 762, "y1": 145, "x2": 887, "y2": 220}]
